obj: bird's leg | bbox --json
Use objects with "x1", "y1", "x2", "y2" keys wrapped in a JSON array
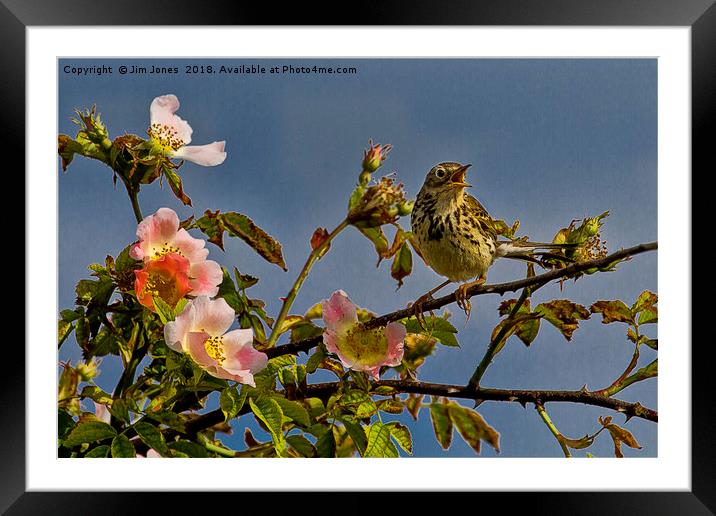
[
  {"x1": 409, "y1": 279, "x2": 452, "y2": 329},
  {"x1": 455, "y1": 275, "x2": 486, "y2": 321}
]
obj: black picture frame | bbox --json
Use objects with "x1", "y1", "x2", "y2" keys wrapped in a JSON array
[{"x1": 8, "y1": 1, "x2": 708, "y2": 513}]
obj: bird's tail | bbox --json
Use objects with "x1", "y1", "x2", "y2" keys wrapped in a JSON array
[{"x1": 495, "y1": 240, "x2": 577, "y2": 259}]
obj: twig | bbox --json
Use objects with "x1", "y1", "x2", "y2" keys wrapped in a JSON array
[
  {"x1": 535, "y1": 402, "x2": 571, "y2": 457},
  {"x1": 149, "y1": 379, "x2": 657, "y2": 447},
  {"x1": 265, "y1": 219, "x2": 350, "y2": 348},
  {"x1": 265, "y1": 241, "x2": 658, "y2": 360}
]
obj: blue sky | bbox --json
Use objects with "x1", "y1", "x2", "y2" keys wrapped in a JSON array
[{"x1": 59, "y1": 58, "x2": 657, "y2": 457}]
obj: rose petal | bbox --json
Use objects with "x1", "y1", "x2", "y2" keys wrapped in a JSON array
[
  {"x1": 136, "y1": 207, "x2": 181, "y2": 251},
  {"x1": 134, "y1": 254, "x2": 192, "y2": 311},
  {"x1": 150, "y1": 94, "x2": 193, "y2": 145},
  {"x1": 173, "y1": 142, "x2": 227, "y2": 167},
  {"x1": 221, "y1": 329, "x2": 267, "y2": 374},
  {"x1": 173, "y1": 228, "x2": 209, "y2": 264},
  {"x1": 191, "y1": 296, "x2": 235, "y2": 336},
  {"x1": 216, "y1": 367, "x2": 256, "y2": 387},
  {"x1": 383, "y1": 322, "x2": 406, "y2": 366},
  {"x1": 164, "y1": 301, "x2": 196, "y2": 352},
  {"x1": 188, "y1": 260, "x2": 223, "y2": 297},
  {"x1": 321, "y1": 290, "x2": 358, "y2": 335},
  {"x1": 185, "y1": 331, "x2": 214, "y2": 368}
]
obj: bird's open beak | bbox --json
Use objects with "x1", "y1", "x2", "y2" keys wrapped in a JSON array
[{"x1": 450, "y1": 164, "x2": 472, "y2": 188}]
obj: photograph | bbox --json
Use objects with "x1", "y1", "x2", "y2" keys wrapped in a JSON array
[{"x1": 56, "y1": 57, "x2": 659, "y2": 460}]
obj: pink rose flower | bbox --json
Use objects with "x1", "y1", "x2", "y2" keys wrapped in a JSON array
[
  {"x1": 131, "y1": 207, "x2": 223, "y2": 306},
  {"x1": 134, "y1": 253, "x2": 192, "y2": 311},
  {"x1": 321, "y1": 290, "x2": 406, "y2": 380},
  {"x1": 164, "y1": 296, "x2": 268, "y2": 386},
  {"x1": 148, "y1": 94, "x2": 227, "y2": 167}
]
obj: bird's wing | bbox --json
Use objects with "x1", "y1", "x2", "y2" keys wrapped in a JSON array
[{"x1": 464, "y1": 194, "x2": 499, "y2": 239}]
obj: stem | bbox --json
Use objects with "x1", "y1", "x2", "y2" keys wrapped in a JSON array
[
  {"x1": 265, "y1": 219, "x2": 350, "y2": 348},
  {"x1": 536, "y1": 403, "x2": 571, "y2": 457},
  {"x1": 594, "y1": 326, "x2": 641, "y2": 397},
  {"x1": 468, "y1": 282, "x2": 532, "y2": 389},
  {"x1": 199, "y1": 435, "x2": 240, "y2": 457},
  {"x1": 127, "y1": 186, "x2": 143, "y2": 224}
]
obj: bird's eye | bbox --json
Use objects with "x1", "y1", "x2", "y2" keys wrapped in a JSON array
[{"x1": 435, "y1": 168, "x2": 446, "y2": 178}]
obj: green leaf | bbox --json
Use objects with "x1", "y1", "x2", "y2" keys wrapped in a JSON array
[
  {"x1": 631, "y1": 290, "x2": 658, "y2": 315},
  {"x1": 590, "y1": 300, "x2": 634, "y2": 325},
  {"x1": 219, "y1": 209, "x2": 286, "y2": 266},
  {"x1": 217, "y1": 267, "x2": 245, "y2": 313},
  {"x1": 638, "y1": 307, "x2": 658, "y2": 325},
  {"x1": 447, "y1": 403, "x2": 500, "y2": 454},
  {"x1": 220, "y1": 386, "x2": 245, "y2": 422},
  {"x1": 286, "y1": 435, "x2": 316, "y2": 457},
  {"x1": 350, "y1": 371, "x2": 372, "y2": 392},
  {"x1": 108, "y1": 398, "x2": 130, "y2": 423},
  {"x1": 234, "y1": 268, "x2": 259, "y2": 290},
  {"x1": 341, "y1": 390, "x2": 378, "y2": 418},
  {"x1": 152, "y1": 295, "x2": 175, "y2": 325},
  {"x1": 348, "y1": 185, "x2": 366, "y2": 210},
  {"x1": 430, "y1": 402, "x2": 453, "y2": 449},
  {"x1": 273, "y1": 397, "x2": 310, "y2": 427},
  {"x1": 58, "y1": 409, "x2": 75, "y2": 441},
  {"x1": 58, "y1": 320, "x2": 73, "y2": 349},
  {"x1": 403, "y1": 315, "x2": 459, "y2": 347},
  {"x1": 274, "y1": 315, "x2": 306, "y2": 336},
  {"x1": 535, "y1": 300, "x2": 590, "y2": 341},
  {"x1": 377, "y1": 399, "x2": 404, "y2": 415},
  {"x1": 162, "y1": 165, "x2": 192, "y2": 206},
  {"x1": 304, "y1": 398, "x2": 326, "y2": 420},
  {"x1": 339, "y1": 417, "x2": 368, "y2": 455},
  {"x1": 290, "y1": 320, "x2": 324, "y2": 343},
  {"x1": 64, "y1": 421, "x2": 117, "y2": 447},
  {"x1": 390, "y1": 242, "x2": 413, "y2": 288},
  {"x1": 111, "y1": 434, "x2": 136, "y2": 458},
  {"x1": 133, "y1": 421, "x2": 171, "y2": 457},
  {"x1": 357, "y1": 226, "x2": 389, "y2": 256},
  {"x1": 168, "y1": 440, "x2": 210, "y2": 458},
  {"x1": 249, "y1": 397, "x2": 286, "y2": 454},
  {"x1": 364, "y1": 422, "x2": 399, "y2": 457},
  {"x1": 85, "y1": 445, "x2": 110, "y2": 458},
  {"x1": 316, "y1": 427, "x2": 336, "y2": 457},
  {"x1": 497, "y1": 299, "x2": 542, "y2": 346},
  {"x1": 644, "y1": 338, "x2": 658, "y2": 350},
  {"x1": 386, "y1": 422, "x2": 413, "y2": 455}
]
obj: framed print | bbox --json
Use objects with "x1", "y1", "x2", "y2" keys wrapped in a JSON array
[{"x1": 8, "y1": 0, "x2": 709, "y2": 513}]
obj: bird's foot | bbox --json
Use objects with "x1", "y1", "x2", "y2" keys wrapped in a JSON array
[
  {"x1": 454, "y1": 276, "x2": 486, "y2": 321},
  {"x1": 408, "y1": 292, "x2": 436, "y2": 330}
]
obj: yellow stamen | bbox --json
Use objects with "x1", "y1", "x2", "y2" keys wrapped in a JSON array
[
  {"x1": 148, "y1": 123, "x2": 185, "y2": 152},
  {"x1": 204, "y1": 335, "x2": 225, "y2": 365},
  {"x1": 152, "y1": 241, "x2": 183, "y2": 259}
]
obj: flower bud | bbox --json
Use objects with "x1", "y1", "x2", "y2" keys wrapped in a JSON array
[
  {"x1": 398, "y1": 200, "x2": 414, "y2": 216},
  {"x1": 361, "y1": 139, "x2": 392, "y2": 173},
  {"x1": 347, "y1": 176, "x2": 407, "y2": 228}
]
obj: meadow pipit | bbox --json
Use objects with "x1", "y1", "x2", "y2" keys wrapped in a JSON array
[{"x1": 410, "y1": 162, "x2": 574, "y2": 319}]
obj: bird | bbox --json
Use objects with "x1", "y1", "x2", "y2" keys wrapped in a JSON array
[{"x1": 410, "y1": 161, "x2": 575, "y2": 320}]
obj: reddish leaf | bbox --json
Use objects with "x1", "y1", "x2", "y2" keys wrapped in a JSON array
[{"x1": 535, "y1": 300, "x2": 591, "y2": 341}]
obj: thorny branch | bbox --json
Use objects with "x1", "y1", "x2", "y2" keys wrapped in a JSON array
[{"x1": 265, "y1": 241, "x2": 658, "y2": 359}]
